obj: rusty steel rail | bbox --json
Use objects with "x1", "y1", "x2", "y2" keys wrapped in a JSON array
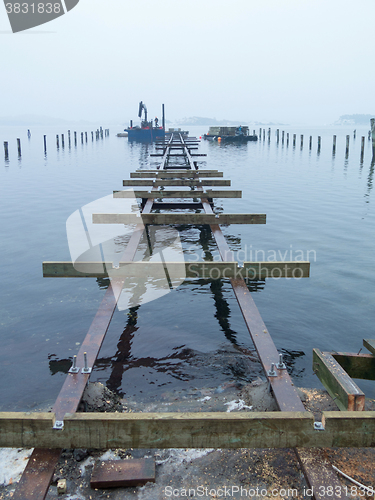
[
  {"x1": 154, "y1": 132, "x2": 205, "y2": 170},
  {"x1": 200, "y1": 196, "x2": 347, "y2": 499},
  {"x1": 13, "y1": 198, "x2": 156, "y2": 500}
]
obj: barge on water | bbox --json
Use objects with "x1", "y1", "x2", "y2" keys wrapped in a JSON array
[
  {"x1": 125, "y1": 101, "x2": 165, "y2": 142},
  {"x1": 204, "y1": 126, "x2": 257, "y2": 142}
]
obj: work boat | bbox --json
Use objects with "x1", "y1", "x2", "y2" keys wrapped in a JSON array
[{"x1": 125, "y1": 101, "x2": 166, "y2": 142}]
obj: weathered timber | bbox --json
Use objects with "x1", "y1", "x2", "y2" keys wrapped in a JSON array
[
  {"x1": 363, "y1": 338, "x2": 375, "y2": 356},
  {"x1": 313, "y1": 349, "x2": 365, "y2": 411},
  {"x1": 3, "y1": 411, "x2": 375, "y2": 449},
  {"x1": 296, "y1": 448, "x2": 350, "y2": 500},
  {"x1": 113, "y1": 190, "x2": 241, "y2": 199},
  {"x1": 123, "y1": 179, "x2": 231, "y2": 186},
  {"x1": 130, "y1": 171, "x2": 223, "y2": 178},
  {"x1": 92, "y1": 213, "x2": 265, "y2": 225},
  {"x1": 332, "y1": 352, "x2": 375, "y2": 381},
  {"x1": 90, "y1": 458, "x2": 155, "y2": 488},
  {"x1": 42, "y1": 261, "x2": 309, "y2": 279},
  {"x1": 12, "y1": 448, "x2": 62, "y2": 500}
]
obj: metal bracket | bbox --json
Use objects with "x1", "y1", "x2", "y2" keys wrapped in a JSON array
[
  {"x1": 276, "y1": 353, "x2": 287, "y2": 370},
  {"x1": 81, "y1": 352, "x2": 92, "y2": 374},
  {"x1": 53, "y1": 420, "x2": 64, "y2": 430},
  {"x1": 314, "y1": 421, "x2": 325, "y2": 431},
  {"x1": 69, "y1": 355, "x2": 80, "y2": 374},
  {"x1": 267, "y1": 363, "x2": 278, "y2": 377}
]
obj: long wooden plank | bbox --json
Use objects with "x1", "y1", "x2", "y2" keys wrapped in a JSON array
[
  {"x1": 313, "y1": 349, "x2": 365, "y2": 411},
  {"x1": 131, "y1": 171, "x2": 223, "y2": 178},
  {"x1": 92, "y1": 213, "x2": 265, "y2": 225},
  {"x1": 114, "y1": 190, "x2": 241, "y2": 198},
  {"x1": 123, "y1": 179, "x2": 231, "y2": 186},
  {"x1": 3, "y1": 411, "x2": 375, "y2": 449},
  {"x1": 332, "y1": 352, "x2": 375, "y2": 380},
  {"x1": 42, "y1": 261, "x2": 310, "y2": 279}
]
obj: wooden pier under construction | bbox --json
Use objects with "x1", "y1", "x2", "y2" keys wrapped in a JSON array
[{"x1": 2, "y1": 132, "x2": 375, "y2": 499}]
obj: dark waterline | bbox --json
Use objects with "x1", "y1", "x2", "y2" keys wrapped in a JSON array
[{"x1": 0, "y1": 124, "x2": 374, "y2": 411}]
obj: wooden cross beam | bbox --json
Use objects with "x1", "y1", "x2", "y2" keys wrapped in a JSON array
[
  {"x1": 113, "y1": 190, "x2": 242, "y2": 198},
  {"x1": 92, "y1": 213, "x2": 265, "y2": 225},
  {"x1": 130, "y1": 170, "x2": 224, "y2": 178},
  {"x1": 2, "y1": 410, "x2": 375, "y2": 449},
  {"x1": 123, "y1": 179, "x2": 231, "y2": 186},
  {"x1": 42, "y1": 261, "x2": 310, "y2": 279}
]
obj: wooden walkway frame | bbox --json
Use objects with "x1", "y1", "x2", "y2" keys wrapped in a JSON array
[
  {"x1": 42, "y1": 261, "x2": 310, "y2": 279},
  {"x1": 92, "y1": 212, "x2": 265, "y2": 224},
  {"x1": 113, "y1": 189, "x2": 242, "y2": 198},
  {"x1": 10, "y1": 132, "x2": 354, "y2": 499},
  {"x1": 313, "y1": 339, "x2": 375, "y2": 411}
]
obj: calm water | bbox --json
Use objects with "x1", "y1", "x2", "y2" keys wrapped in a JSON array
[{"x1": 1, "y1": 123, "x2": 374, "y2": 410}]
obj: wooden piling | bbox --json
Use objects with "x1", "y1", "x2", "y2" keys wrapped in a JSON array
[
  {"x1": 44, "y1": 135, "x2": 47, "y2": 152},
  {"x1": 300, "y1": 135, "x2": 303, "y2": 148},
  {"x1": 68, "y1": 130, "x2": 71, "y2": 147},
  {"x1": 361, "y1": 136, "x2": 365, "y2": 162},
  {"x1": 62, "y1": 134, "x2": 65, "y2": 148},
  {"x1": 56, "y1": 135, "x2": 59, "y2": 148},
  {"x1": 4, "y1": 141, "x2": 9, "y2": 159},
  {"x1": 353, "y1": 129, "x2": 356, "y2": 139},
  {"x1": 293, "y1": 134, "x2": 296, "y2": 147},
  {"x1": 282, "y1": 131, "x2": 284, "y2": 144},
  {"x1": 259, "y1": 128, "x2": 262, "y2": 139},
  {"x1": 85, "y1": 132, "x2": 88, "y2": 142},
  {"x1": 74, "y1": 132, "x2": 77, "y2": 145},
  {"x1": 309, "y1": 136, "x2": 312, "y2": 150},
  {"x1": 91, "y1": 131, "x2": 94, "y2": 140},
  {"x1": 332, "y1": 135, "x2": 336, "y2": 154},
  {"x1": 371, "y1": 118, "x2": 375, "y2": 158},
  {"x1": 17, "y1": 138, "x2": 21, "y2": 156},
  {"x1": 317, "y1": 136, "x2": 321, "y2": 152},
  {"x1": 276, "y1": 129, "x2": 279, "y2": 142},
  {"x1": 346, "y1": 135, "x2": 350, "y2": 156},
  {"x1": 81, "y1": 132, "x2": 84, "y2": 144},
  {"x1": 268, "y1": 128, "x2": 271, "y2": 141},
  {"x1": 263, "y1": 129, "x2": 265, "y2": 141},
  {"x1": 286, "y1": 133, "x2": 289, "y2": 146},
  {"x1": 369, "y1": 130, "x2": 371, "y2": 140}
]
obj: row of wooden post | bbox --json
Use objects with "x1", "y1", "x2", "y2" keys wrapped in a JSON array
[
  {"x1": 258, "y1": 126, "x2": 375, "y2": 159},
  {"x1": 3, "y1": 128, "x2": 109, "y2": 159},
  {"x1": 53, "y1": 127, "x2": 109, "y2": 151}
]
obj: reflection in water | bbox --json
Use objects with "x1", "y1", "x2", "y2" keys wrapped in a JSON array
[
  {"x1": 365, "y1": 158, "x2": 375, "y2": 203},
  {"x1": 280, "y1": 349, "x2": 305, "y2": 379},
  {"x1": 106, "y1": 306, "x2": 140, "y2": 393},
  {"x1": 48, "y1": 354, "x2": 73, "y2": 375},
  {"x1": 210, "y1": 279, "x2": 238, "y2": 345}
]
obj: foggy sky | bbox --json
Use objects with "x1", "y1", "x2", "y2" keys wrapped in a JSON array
[{"x1": 1, "y1": 0, "x2": 374, "y2": 125}]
